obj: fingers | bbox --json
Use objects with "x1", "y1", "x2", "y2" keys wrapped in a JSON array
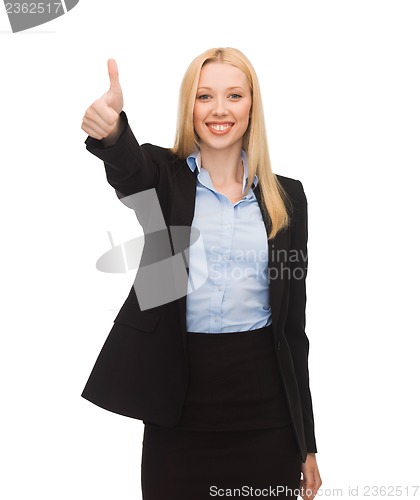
[
  {"x1": 299, "y1": 458, "x2": 322, "y2": 500},
  {"x1": 81, "y1": 58, "x2": 123, "y2": 140},
  {"x1": 81, "y1": 99, "x2": 120, "y2": 140},
  {"x1": 108, "y1": 58, "x2": 121, "y2": 93},
  {"x1": 82, "y1": 117, "x2": 109, "y2": 140},
  {"x1": 81, "y1": 121, "x2": 107, "y2": 140},
  {"x1": 300, "y1": 470, "x2": 322, "y2": 500},
  {"x1": 90, "y1": 98, "x2": 119, "y2": 127}
]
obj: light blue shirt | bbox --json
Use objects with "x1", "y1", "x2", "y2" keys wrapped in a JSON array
[{"x1": 185, "y1": 150, "x2": 273, "y2": 333}]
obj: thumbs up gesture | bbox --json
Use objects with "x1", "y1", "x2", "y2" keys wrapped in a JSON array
[{"x1": 81, "y1": 59, "x2": 124, "y2": 142}]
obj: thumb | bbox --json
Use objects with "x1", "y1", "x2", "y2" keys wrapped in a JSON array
[{"x1": 108, "y1": 58, "x2": 121, "y2": 94}]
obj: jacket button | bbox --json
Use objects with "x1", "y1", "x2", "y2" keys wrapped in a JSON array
[{"x1": 276, "y1": 339, "x2": 281, "y2": 350}]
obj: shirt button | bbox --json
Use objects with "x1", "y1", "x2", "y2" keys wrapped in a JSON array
[
  {"x1": 218, "y1": 287, "x2": 223, "y2": 291},
  {"x1": 226, "y1": 224, "x2": 231, "y2": 229},
  {"x1": 223, "y1": 255, "x2": 228, "y2": 260},
  {"x1": 214, "y1": 316, "x2": 219, "y2": 322}
]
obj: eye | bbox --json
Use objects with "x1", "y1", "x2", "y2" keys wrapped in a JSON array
[
  {"x1": 229, "y1": 93, "x2": 242, "y2": 99},
  {"x1": 197, "y1": 94, "x2": 211, "y2": 101}
]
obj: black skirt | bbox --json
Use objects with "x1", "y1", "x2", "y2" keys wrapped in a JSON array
[{"x1": 141, "y1": 325, "x2": 302, "y2": 499}]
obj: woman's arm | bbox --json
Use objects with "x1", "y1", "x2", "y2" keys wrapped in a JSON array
[
  {"x1": 285, "y1": 180, "x2": 322, "y2": 498},
  {"x1": 283, "y1": 180, "x2": 317, "y2": 454},
  {"x1": 84, "y1": 110, "x2": 161, "y2": 197},
  {"x1": 81, "y1": 59, "x2": 162, "y2": 197}
]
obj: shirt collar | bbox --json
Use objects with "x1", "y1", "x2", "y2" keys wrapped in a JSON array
[{"x1": 186, "y1": 149, "x2": 259, "y2": 193}]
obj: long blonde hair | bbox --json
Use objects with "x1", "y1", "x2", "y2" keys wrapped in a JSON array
[{"x1": 171, "y1": 47, "x2": 291, "y2": 240}]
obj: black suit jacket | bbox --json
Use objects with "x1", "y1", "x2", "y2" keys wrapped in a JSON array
[{"x1": 81, "y1": 111, "x2": 317, "y2": 463}]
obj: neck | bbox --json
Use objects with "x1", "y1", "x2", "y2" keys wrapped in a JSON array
[{"x1": 199, "y1": 143, "x2": 244, "y2": 186}]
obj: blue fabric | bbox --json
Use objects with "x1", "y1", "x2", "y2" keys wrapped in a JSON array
[{"x1": 185, "y1": 150, "x2": 273, "y2": 333}]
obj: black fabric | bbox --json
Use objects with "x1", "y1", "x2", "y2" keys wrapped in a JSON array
[
  {"x1": 141, "y1": 325, "x2": 302, "y2": 499},
  {"x1": 177, "y1": 325, "x2": 291, "y2": 431}
]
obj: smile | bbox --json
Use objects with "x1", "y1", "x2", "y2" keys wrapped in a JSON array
[{"x1": 206, "y1": 122, "x2": 234, "y2": 135}]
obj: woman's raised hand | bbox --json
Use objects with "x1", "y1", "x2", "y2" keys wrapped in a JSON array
[{"x1": 81, "y1": 58, "x2": 124, "y2": 142}]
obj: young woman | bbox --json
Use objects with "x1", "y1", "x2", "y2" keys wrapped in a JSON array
[{"x1": 81, "y1": 47, "x2": 322, "y2": 500}]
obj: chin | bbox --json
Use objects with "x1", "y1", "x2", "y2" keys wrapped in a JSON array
[{"x1": 199, "y1": 134, "x2": 242, "y2": 152}]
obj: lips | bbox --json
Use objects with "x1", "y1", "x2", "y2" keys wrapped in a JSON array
[{"x1": 206, "y1": 122, "x2": 235, "y2": 135}]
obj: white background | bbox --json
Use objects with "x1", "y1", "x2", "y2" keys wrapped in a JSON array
[{"x1": 1, "y1": 1, "x2": 419, "y2": 498}]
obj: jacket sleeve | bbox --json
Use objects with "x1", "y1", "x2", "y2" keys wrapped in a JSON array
[
  {"x1": 284, "y1": 180, "x2": 318, "y2": 453},
  {"x1": 84, "y1": 110, "x2": 161, "y2": 198}
]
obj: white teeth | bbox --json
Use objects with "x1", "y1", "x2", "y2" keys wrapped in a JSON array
[{"x1": 209, "y1": 124, "x2": 232, "y2": 131}]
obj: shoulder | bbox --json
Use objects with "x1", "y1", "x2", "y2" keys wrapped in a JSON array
[{"x1": 275, "y1": 174, "x2": 306, "y2": 208}]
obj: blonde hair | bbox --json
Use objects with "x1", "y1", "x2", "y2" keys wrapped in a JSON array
[{"x1": 171, "y1": 47, "x2": 291, "y2": 240}]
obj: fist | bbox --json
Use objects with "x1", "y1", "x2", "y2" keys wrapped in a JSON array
[{"x1": 81, "y1": 58, "x2": 124, "y2": 140}]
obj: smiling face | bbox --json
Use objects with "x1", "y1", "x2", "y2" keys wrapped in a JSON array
[{"x1": 193, "y1": 62, "x2": 252, "y2": 155}]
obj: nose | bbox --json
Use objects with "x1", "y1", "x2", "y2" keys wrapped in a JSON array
[{"x1": 211, "y1": 99, "x2": 228, "y2": 117}]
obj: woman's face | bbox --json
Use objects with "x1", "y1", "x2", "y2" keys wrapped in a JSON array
[{"x1": 193, "y1": 62, "x2": 252, "y2": 154}]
